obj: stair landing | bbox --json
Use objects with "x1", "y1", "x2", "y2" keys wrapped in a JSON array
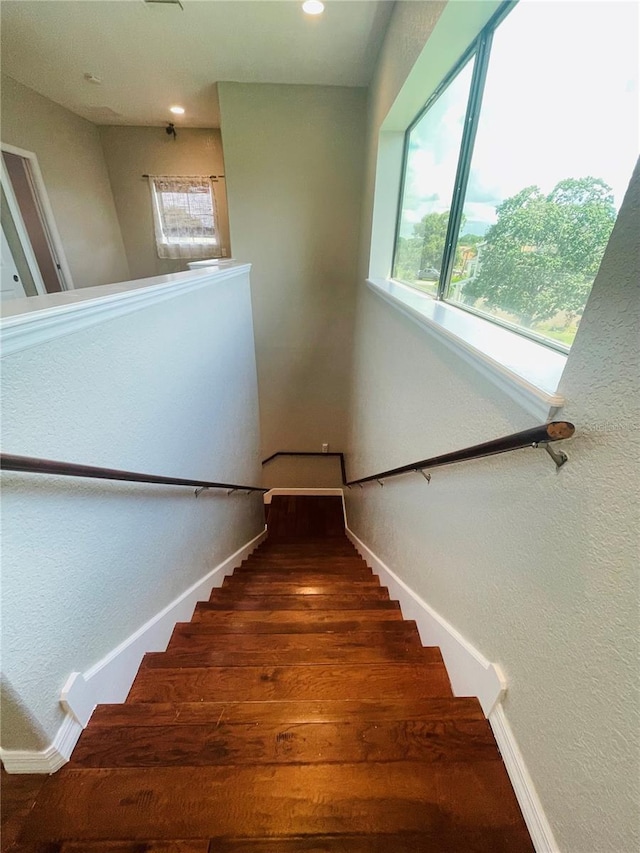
[{"x1": 8, "y1": 495, "x2": 533, "y2": 852}]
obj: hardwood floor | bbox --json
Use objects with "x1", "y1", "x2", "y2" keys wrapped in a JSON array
[{"x1": 4, "y1": 496, "x2": 533, "y2": 851}]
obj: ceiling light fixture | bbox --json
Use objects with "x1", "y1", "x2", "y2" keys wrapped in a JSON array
[
  {"x1": 169, "y1": 105, "x2": 185, "y2": 115},
  {"x1": 302, "y1": 0, "x2": 324, "y2": 16}
]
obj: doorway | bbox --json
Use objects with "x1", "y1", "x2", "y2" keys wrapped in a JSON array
[{"x1": 1, "y1": 146, "x2": 72, "y2": 298}]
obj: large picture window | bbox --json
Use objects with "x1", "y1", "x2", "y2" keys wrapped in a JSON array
[{"x1": 392, "y1": 0, "x2": 638, "y2": 350}]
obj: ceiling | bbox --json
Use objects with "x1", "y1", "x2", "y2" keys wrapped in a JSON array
[{"x1": 0, "y1": 0, "x2": 394, "y2": 128}]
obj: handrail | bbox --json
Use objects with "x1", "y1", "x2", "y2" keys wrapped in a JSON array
[
  {"x1": 262, "y1": 422, "x2": 575, "y2": 488},
  {"x1": 0, "y1": 453, "x2": 268, "y2": 495},
  {"x1": 346, "y1": 422, "x2": 574, "y2": 486}
]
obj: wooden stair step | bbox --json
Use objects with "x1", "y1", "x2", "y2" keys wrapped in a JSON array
[
  {"x1": 167, "y1": 618, "x2": 420, "y2": 635},
  {"x1": 245, "y1": 545, "x2": 360, "y2": 551},
  {"x1": 237, "y1": 562, "x2": 371, "y2": 573},
  {"x1": 225, "y1": 573, "x2": 376, "y2": 585},
  {"x1": 241, "y1": 554, "x2": 365, "y2": 561},
  {"x1": 209, "y1": 584, "x2": 390, "y2": 610},
  {"x1": 70, "y1": 717, "x2": 498, "y2": 768},
  {"x1": 141, "y1": 644, "x2": 439, "y2": 667},
  {"x1": 220, "y1": 580, "x2": 383, "y2": 595},
  {"x1": 90, "y1": 697, "x2": 485, "y2": 727},
  {"x1": 22, "y1": 763, "x2": 533, "y2": 848},
  {"x1": 126, "y1": 663, "x2": 452, "y2": 702},
  {"x1": 232, "y1": 572, "x2": 375, "y2": 584},
  {"x1": 168, "y1": 624, "x2": 421, "y2": 650},
  {"x1": 192, "y1": 608, "x2": 403, "y2": 624},
  {"x1": 223, "y1": 575, "x2": 381, "y2": 589},
  {"x1": 204, "y1": 594, "x2": 397, "y2": 610},
  {"x1": 59, "y1": 845, "x2": 209, "y2": 853},
  {"x1": 12, "y1": 832, "x2": 531, "y2": 853},
  {"x1": 254, "y1": 551, "x2": 359, "y2": 559}
]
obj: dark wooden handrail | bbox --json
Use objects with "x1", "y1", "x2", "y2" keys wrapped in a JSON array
[
  {"x1": 0, "y1": 453, "x2": 268, "y2": 494},
  {"x1": 262, "y1": 422, "x2": 575, "y2": 487},
  {"x1": 346, "y1": 422, "x2": 574, "y2": 486}
]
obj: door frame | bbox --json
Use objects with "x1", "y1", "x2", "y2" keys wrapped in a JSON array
[
  {"x1": 1, "y1": 142, "x2": 74, "y2": 291},
  {"x1": 1, "y1": 221, "x2": 28, "y2": 300}
]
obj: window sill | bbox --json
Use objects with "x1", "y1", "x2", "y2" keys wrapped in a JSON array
[{"x1": 366, "y1": 277, "x2": 567, "y2": 421}]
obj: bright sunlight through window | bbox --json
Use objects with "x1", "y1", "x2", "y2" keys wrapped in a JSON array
[{"x1": 392, "y1": 1, "x2": 638, "y2": 351}]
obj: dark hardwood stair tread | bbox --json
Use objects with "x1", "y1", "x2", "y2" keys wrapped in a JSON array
[
  {"x1": 223, "y1": 575, "x2": 381, "y2": 588},
  {"x1": 239, "y1": 558, "x2": 368, "y2": 566},
  {"x1": 22, "y1": 763, "x2": 531, "y2": 845},
  {"x1": 8, "y1": 835, "x2": 533, "y2": 853},
  {"x1": 60, "y1": 845, "x2": 209, "y2": 853},
  {"x1": 214, "y1": 582, "x2": 390, "y2": 604},
  {"x1": 225, "y1": 572, "x2": 376, "y2": 583},
  {"x1": 209, "y1": 589, "x2": 392, "y2": 610},
  {"x1": 126, "y1": 663, "x2": 452, "y2": 702},
  {"x1": 70, "y1": 718, "x2": 499, "y2": 768},
  {"x1": 168, "y1": 619, "x2": 420, "y2": 635},
  {"x1": 169, "y1": 622, "x2": 420, "y2": 645},
  {"x1": 89, "y1": 697, "x2": 485, "y2": 727},
  {"x1": 192, "y1": 609, "x2": 403, "y2": 624},
  {"x1": 142, "y1": 644, "x2": 440, "y2": 667},
  {"x1": 203, "y1": 595, "x2": 397, "y2": 610}
]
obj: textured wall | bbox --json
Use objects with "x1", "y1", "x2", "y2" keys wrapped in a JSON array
[
  {"x1": 346, "y1": 2, "x2": 640, "y2": 846},
  {"x1": 1, "y1": 269, "x2": 265, "y2": 749},
  {"x1": 1, "y1": 75, "x2": 130, "y2": 289},
  {"x1": 218, "y1": 83, "x2": 366, "y2": 478},
  {"x1": 99, "y1": 126, "x2": 231, "y2": 280}
]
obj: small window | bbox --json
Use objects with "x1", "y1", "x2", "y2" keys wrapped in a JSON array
[
  {"x1": 149, "y1": 175, "x2": 220, "y2": 260},
  {"x1": 392, "y1": 0, "x2": 638, "y2": 351}
]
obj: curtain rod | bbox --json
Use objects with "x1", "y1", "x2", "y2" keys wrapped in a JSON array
[{"x1": 142, "y1": 174, "x2": 224, "y2": 179}]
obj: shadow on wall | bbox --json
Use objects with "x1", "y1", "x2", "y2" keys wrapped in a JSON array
[{"x1": 0, "y1": 678, "x2": 49, "y2": 752}]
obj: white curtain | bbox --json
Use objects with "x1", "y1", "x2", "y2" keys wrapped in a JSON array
[{"x1": 148, "y1": 175, "x2": 222, "y2": 260}]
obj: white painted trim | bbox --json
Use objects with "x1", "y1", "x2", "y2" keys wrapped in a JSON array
[
  {"x1": 264, "y1": 487, "x2": 344, "y2": 505},
  {"x1": 1, "y1": 142, "x2": 75, "y2": 291},
  {"x1": 490, "y1": 704, "x2": 560, "y2": 853},
  {"x1": 0, "y1": 526, "x2": 266, "y2": 773},
  {"x1": 0, "y1": 713, "x2": 82, "y2": 775},
  {"x1": 0, "y1": 157, "x2": 48, "y2": 296},
  {"x1": 0, "y1": 263, "x2": 251, "y2": 357},
  {"x1": 366, "y1": 278, "x2": 565, "y2": 422},
  {"x1": 345, "y1": 525, "x2": 506, "y2": 716},
  {"x1": 65, "y1": 526, "x2": 267, "y2": 716},
  {"x1": 345, "y1": 524, "x2": 557, "y2": 853}
]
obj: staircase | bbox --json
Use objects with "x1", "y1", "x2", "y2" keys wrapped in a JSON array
[{"x1": 15, "y1": 496, "x2": 533, "y2": 851}]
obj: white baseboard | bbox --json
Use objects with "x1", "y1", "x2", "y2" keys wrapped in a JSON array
[
  {"x1": 0, "y1": 527, "x2": 267, "y2": 774},
  {"x1": 264, "y1": 488, "x2": 344, "y2": 504},
  {"x1": 346, "y1": 526, "x2": 557, "y2": 853},
  {"x1": 0, "y1": 712, "x2": 82, "y2": 774},
  {"x1": 346, "y1": 526, "x2": 505, "y2": 716},
  {"x1": 490, "y1": 704, "x2": 560, "y2": 852}
]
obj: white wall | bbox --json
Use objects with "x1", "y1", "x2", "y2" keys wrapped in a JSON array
[
  {"x1": 0, "y1": 267, "x2": 265, "y2": 749},
  {"x1": 346, "y1": 4, "x2": 640, "y2": 851},
  {"x1": 99, "y1": 126, "x2": 231, "y2": 280},
  {"x1": 218, "y1": 83, "x2": 366, "y2": 486},
  {"x1": 0, "y1": 75, "x2": 130, "y2": 289}
]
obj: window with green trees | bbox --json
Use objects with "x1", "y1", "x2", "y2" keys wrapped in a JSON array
[{"x1": 392, "y1": 0, "x2": 638, "y2": 350}]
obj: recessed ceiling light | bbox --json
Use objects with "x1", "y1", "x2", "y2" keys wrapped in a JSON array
[
  {"x1": 302, "y1": 0, "x2": 324, "y2": 15},
  {"x1": 169, "y1": 105, "x2": 185, "y2": 115}
]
